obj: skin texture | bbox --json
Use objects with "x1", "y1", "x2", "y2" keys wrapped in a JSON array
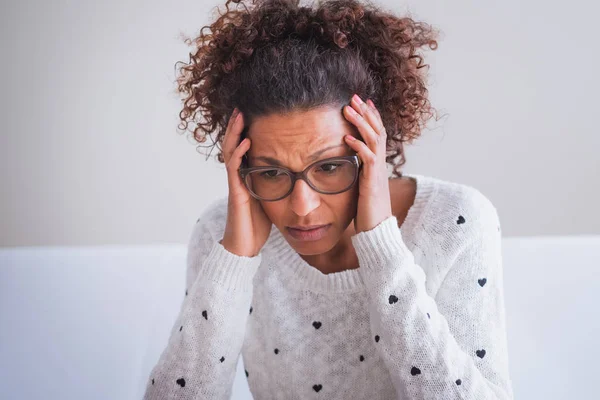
[{"x1": 246, "y1": 104, "x2": 416, "y2": 275}]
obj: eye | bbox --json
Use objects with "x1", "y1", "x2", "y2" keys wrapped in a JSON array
[
  {"x1": 259, "y1": 169, "x2": 285, "y2": 179},
  {"x1": 316, "y1": 163, "x2": 342, "y2": 173}
]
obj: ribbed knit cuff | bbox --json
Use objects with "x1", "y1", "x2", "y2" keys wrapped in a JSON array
[
  {"x1": 196, "y1": 240, "x2": 262, "y2": 293},
  {"x1": 351, "y1": 215, "x2": 412, "y2": 272}
]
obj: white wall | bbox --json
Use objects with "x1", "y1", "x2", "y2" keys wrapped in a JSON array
[{"x1": 1, "y1": 0, "x2": 598, "y2": 247}]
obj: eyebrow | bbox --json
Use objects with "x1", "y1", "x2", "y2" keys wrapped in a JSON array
[{"x1": 250, "y1": 143, "x2": 347, "y2": 166}]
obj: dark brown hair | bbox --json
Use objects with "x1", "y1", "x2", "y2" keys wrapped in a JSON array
[{"x1": 174, "y1": 0, "x2": 443, "y2": 177}]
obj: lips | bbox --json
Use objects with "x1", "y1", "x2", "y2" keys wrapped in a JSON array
[
  {"x1": 287, "y1": 225, "x2": 328, "y2": 230},
  {"x1": 286, "y1": 224, "x2": 331, "y2": 241}
]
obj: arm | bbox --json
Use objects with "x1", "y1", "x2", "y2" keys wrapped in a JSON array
[
  {"x1": 143, "y1": 201, "x2": 262, "y2": 400},
  {"x1": 351, "y1": 193, "x2": 514, "y2": 399}
]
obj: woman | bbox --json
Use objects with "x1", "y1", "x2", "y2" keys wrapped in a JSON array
[{"x1": 144, "y1": 0, "x2": 514, "y2": 398}]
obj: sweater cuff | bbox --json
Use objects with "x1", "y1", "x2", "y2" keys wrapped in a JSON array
[
  {"x1": 196, "y1": 240, "x2": 262, "y2": 292},
  {"x1": 350, "y1": 215, "x2": 412, "y2": 272}
]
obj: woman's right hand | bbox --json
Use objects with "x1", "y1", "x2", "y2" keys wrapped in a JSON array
[{"x1": 220, "y1": 108, "x2": 273, "y2": 257}]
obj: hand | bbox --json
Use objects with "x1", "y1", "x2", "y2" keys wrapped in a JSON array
[
  {"x1": 220, "y1": 108, "x2": 273, "y2": 257},
  {"x1": 343, "y1": 94, "x2": 393, "y2": 234}
]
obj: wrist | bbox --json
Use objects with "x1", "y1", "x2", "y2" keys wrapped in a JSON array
[{"x1": 220, "y1": 238, "x2": 258, "y2": 258}]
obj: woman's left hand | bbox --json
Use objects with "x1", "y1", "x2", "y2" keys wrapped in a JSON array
[{"x1": 343, "y1": 94, "x2": 393, "y2": 234}]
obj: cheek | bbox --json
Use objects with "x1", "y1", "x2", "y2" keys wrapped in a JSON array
[
  {"x1": 259, "y1": 201, "x2": 284, "y2": 225},
  {"x1": 325, "y1": 188, "x2": 359, "y2": 220}
]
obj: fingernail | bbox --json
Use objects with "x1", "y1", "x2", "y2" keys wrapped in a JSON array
[
  {"x1": 346, "y1": 106, "x2": 357, "y2": 115},
  {"x1": 345, "y1": 135, "x2": 356, "y2": 141},
  {"x1": 353, "y1": 94, "x2": 363, "y2": 105},
  {"x1": 367, "y1": 99, "x2": 374, "y2": 107}
]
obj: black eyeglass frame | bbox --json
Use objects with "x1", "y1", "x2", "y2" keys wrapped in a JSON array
[{"x1": 238, "y1": 154, "x2": 362, "y2": 201}]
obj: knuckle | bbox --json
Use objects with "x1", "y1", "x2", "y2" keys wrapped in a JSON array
[{"x1": 365, "y1": 155, "x2": 376, "y2": 166}]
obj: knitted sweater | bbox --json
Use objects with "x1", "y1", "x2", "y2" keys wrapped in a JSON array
[{"x1": 143, "y1": 172, "x2": 514, "y2": 400}]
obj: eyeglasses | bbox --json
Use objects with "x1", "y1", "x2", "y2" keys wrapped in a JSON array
[{"x1": 238, "y1": 154, "x2": 362, "y2": 201}]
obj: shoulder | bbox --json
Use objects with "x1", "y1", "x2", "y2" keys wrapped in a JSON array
[
  {"x1": 189, "y1": 195, "x2": 229, "y2": 246},
  {"x1": 419, "y1": 176, "x2": 502, "y2": 249}
]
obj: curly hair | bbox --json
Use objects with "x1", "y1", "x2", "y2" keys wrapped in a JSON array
[{"x1": 173, "y1": 0, "x2": 443, "y2": 178}]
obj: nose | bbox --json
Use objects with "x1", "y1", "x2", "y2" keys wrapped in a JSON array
[{"x1": 289, "y1": 178, "x2": 321, "y2": 217}]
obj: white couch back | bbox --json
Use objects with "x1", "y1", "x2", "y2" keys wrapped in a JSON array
[{"x1": 1, "y1": 236, "x2": 598, "y2": 399}]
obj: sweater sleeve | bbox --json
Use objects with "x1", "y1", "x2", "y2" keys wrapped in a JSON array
[
  {"x1": 142, "y1": 207, "x2": 262, "y2": 400},
  {"x1": 351, "y1": 193, "x2": 514, "y2": 400}
]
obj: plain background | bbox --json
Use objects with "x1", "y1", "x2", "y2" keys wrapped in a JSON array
[{"x1": 1, "y1": 0, "x2": 598, "y2": 247}]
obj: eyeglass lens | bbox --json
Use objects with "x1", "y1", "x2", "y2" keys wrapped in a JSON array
[{"x1": 243, "y1": 159, "x2": 357, "y2": 200}]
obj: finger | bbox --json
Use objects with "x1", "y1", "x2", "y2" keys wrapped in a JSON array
[
  {"x1": 222, "y1": 111, "x2": 244, "y2": 163},
  {"x1": 226, "y1": 137, "x2": 251, "y2": 191},
  {"x1": 343, "y1": 135, "x2": 376, "y2": 169},
  {"x1": 350, "y1": 96, "x2": 385, "y2": 137},
  {"x1": 354, "y1": 98, "x2": 385, "y2": 139},
  {"x1": 227, "y1": 137, "x2": 250, "y2": 172},
  {"x1": 343, "y1": 104, "x2": 382, "y2": 153},
  {"x1": 366, "y1": 99, "x2": 383, "y2": 125}
]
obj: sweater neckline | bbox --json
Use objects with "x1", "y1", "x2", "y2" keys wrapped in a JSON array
[{"x1": 264, "y1": 173, "x2": 438, "y2": 294}]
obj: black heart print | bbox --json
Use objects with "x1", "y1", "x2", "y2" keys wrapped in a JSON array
[
  {"x1": 274, "y1": 348, "x2": 279, "y2": 354},
  {"x1": 411, "y1": 366, "x2": 421, "y2": 376},
  {"x1": 476, "y1": 349, "x2": 486, "y2": 358},
  {"x1": 457, "y1": 215, "x2": 465, "y2": 224},
  {"x1": 478, "y1": 278, "x2": 487, "y2": 287},
  {"x1": 220, "y1": 356, "x2": 225, "y2": 362},
  {"x1": 456, "y1": 379, "x2": 462, "y2": 385},
  {"x1": 202, "y1": 310, "x2": 208, "y2": 320},
  {"x1": 313, "y1": 321, "x2": 322, "y2": 329},
  {"x1": 388, "y1": 295, "x2": 398, "y2": 304},
  {"x1": 176, "y1": 378, "x2": 186, "y2": 387},
  {"x1": 374, "y1": 335, "x2": 380, "y2": 343},
  {"x1": 313, "y1": 384, "x2": 322, "y2": 392}
]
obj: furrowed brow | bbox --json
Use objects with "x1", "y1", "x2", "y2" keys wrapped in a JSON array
[{"x1": 251, "y1": 144, "x2": 346, "y2": 166}]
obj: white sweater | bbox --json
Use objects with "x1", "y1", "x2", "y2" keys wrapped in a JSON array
[{"x1": 143, "y1": 173, "x2": 515, "y2": 400}]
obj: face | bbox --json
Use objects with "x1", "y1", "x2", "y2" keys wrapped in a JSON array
[{"x1": 246, "y1": 105, "x2": 362, "y2": 257}]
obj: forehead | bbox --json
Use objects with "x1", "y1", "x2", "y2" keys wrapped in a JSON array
[{"x1": 247, "y1": 105, "x2": 356, "y2": 150}]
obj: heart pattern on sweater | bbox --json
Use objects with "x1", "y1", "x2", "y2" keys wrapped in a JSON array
[{"x1": 148, "y1": 209, "x2": 499, "y2": 395}]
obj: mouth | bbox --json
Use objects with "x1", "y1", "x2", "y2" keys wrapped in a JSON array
[{"x1": 286, "y1": 224, "x2": 331, "y2": 241}]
